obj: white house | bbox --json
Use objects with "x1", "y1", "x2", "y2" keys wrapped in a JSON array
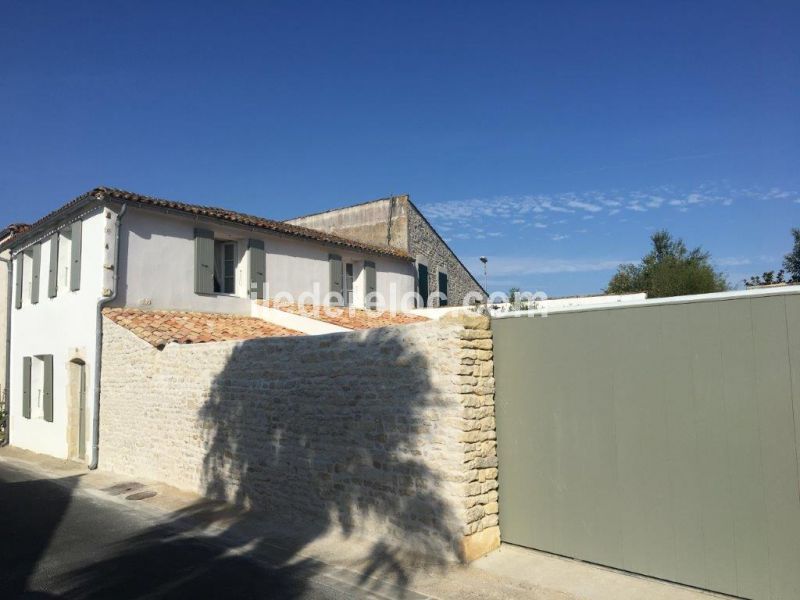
[{"x1": 2, "y1": 187, "x2": 423, "y2": 463}]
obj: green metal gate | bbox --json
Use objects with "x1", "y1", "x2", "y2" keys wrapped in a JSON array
[{"x1": 494, "y1": 291, "x2": 800, "y2": 599}]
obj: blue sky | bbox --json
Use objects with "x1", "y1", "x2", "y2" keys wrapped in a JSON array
[{"x1": 1, "y1": 1, "x2": 798, "y2": 296}]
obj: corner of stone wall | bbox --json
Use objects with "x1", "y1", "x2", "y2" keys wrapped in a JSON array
[{"x1": 440, "y1": 310, "x2": 500, "y2": 562}]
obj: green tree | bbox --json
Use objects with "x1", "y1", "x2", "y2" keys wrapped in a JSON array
[
  {"x1": 744, "y1": 228, "x2": 799, "y2": 286},
  {"x1": 744, "y1": 270, "x2": 785, "y2": 288},
  {"x1": 606, "y1": 230, "x2": 728, "y2": 298},
  {"x1": 783, "y1": 228, "x2": 800, "y2": 281}
]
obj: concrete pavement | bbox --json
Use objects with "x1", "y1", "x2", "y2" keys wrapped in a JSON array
[{"x1": 0, "y1": 447, "x2": 733, "y2": 599}]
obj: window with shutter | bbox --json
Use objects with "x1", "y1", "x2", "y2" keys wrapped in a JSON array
[
  {"x1": 194, "y1": 228, "x2": 215, "y2": 294},
  {"x1": 31, "y1": 244, "x2": 41, "y2": 304},
  {"x1": 70, "y1": 220, "x2": 82, "y2": 291},
  {"x1": 42, "y1": 355, "x2": 53, "y2": 423},
  {"x1": 418, "y1": 263, "x2": 429, "y2": 307},
  {"x1": 213, "y1": 240, "x2": 237, "y2": 294},
  {"x1": 22, "y1": 357, "x2": 32, "y2": 419},
  {"x1": 364, "y1": 261, "x2": 377, "y2": 309},
  {"x1": 248, "y1": 239, "x2": 266, "y2": 300},
  {"x1": 15, "y1": 256, "x2": 23, "y2": 309},
  {"x1": 329, "y1": 254, "x2": 343, "y2": 305},
  {"x1": 48, "y1": 233, "x2": 59, "y2": 298}
]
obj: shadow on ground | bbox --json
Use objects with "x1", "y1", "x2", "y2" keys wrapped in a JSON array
[
  {"x1": 53, "y1": 327, "x2": 458, "y2": 598},
  {"x1": 0, "y1": 474, "x2": 80, "y2": 598}
]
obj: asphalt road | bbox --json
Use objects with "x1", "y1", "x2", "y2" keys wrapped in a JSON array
[{"x1": 0, "y1": 460, "x2": 424, "y2": 599}]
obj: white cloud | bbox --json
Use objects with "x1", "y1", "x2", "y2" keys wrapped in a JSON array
[
  {"x1": 551, "y1": 234, "x2": 569, "y2": 241},
  {"x1": 471, "y1": 256, "x2": 629, "y2": 275},
  {"x1": 566, "y1": 199, "x2": 603, "y2": 212},
  {"x1": 419, "y1": 184, "x2": 798, "y2": 235},
  {"x1": 715, "y1": 257, "x2": 752, "y2": 267},
  {"x1": 534, "y1": 222, "x2": 547, "y2": 229}
]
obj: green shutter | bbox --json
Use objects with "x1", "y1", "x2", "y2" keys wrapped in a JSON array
[
  {"x1": 22, "y1": 357, "x2": 31, "y2": 419},
  {"x1": 248, "y1": 239, "x2": 266, "y2": 300},
  {"x1": 194, "y1": 228, "x2": 215, "y2": 294},
  {"x1": 364, "y1": 261, "x2": 377, "y2": 309},
  {"x1": 15, "y1": 256, "x2": 23, "y2": 309},
  {"x1": 418, "y1": 263, "x2": 429, "y2": 308},
  {"x1": 31, "y1": 244, "x2": 41, "y2": 304},
  {"x1": 438, "y1": 271, "x2": 448, "y2": 306},
  {"x1": 48, "y1": 233, "x2": 59, "y2": 298},
  {"x1": 42, "y1": 355, "x2": 54, "y2": 423},
  {"x1": 329, "y1": 253, "x2": 343, "y2": 304},
  {"x1": 70, "y1": 220, "x2": 82, "y2": 291}
]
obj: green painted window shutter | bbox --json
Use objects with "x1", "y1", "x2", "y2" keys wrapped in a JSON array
[
  {"x1": 248, "y1": 239, "x2": 266, "y2": 300},
  {"x1": 418, "y1": 263, "x2": 429, "y2": 307},
  {"x1": 438, "y1": 271, "x2": 448, "y2": 306},
  {"x1": 31, "y1": 244, "x2": 41, "y2": 304},
  {"x1": 15, "y1": 256, "x2": 23, "y2": 309},
  {"x1": 329, "y1": 253, "x2": 343, "y2": 304},
  {"x1": 42, "y1": 355, "x2": 54, "y2": 423},
  {"x1": 48, "y1": 233, "x2": 59, "y2": 298},
  {"x1": 364, "y1": 261, "x2": 377, "y2": 308},
  {"x1": 194, "y1": 228, "x2": 215, "y2": 294},
  {"x1": 70, "y1": 220, "x2": 82, "y2": 291},
  {"x1": 22, "y1": 357, "x2": 31, "y2": 419}
]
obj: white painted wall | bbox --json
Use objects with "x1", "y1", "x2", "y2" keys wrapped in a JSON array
[
  {"x1": 115, "y1": 206, "x2": 416, "y2": 313},
  {"x1": 250, "y1": 303, "x2": 350, "y2": 335},
  {"x1": 9, "y1": 205, "x2": 106, "y2": 460}
]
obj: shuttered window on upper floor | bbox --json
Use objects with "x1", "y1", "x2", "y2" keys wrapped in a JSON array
[
  {"x1": 329, "y1": 254, "x2": 343, "y2": 305},
  {"x1": 48, "y1": 232, "x2": 59, "y2": 298},
  {"x1": 70, "y1": 220, "x2": 82, "y2": 292},
  {"x1": 248, "y1": 239, "x2": 266, "y2": 300},
  {"x1": 364, "y1": 261, "x2": 377, "y2": 308},
  {"x1": 30, "y1": 243, "x2": 41, "y2": 304}
]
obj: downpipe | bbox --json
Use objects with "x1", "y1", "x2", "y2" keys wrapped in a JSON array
[
  {"x1": 89, "y1": 203, "x2": 126, "y2": 470},
  {"x1": 0, "y1": 255, "x2": 11, "y2": 446}
]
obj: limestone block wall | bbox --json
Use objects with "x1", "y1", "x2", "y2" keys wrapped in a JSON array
[{"x1": 99, "y1": 311, "x2": 499, "y2": 561}]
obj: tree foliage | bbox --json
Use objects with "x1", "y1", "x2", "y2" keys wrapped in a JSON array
[
  {"x1": 606, "y1": 230, "x2": 728, "y2": 298},
  {"x1": 744, "y1": 228, "x2": 799, "y2": 287},
  {"x1": 783, "y1": 228, "x2": 800, "y2": 281}
]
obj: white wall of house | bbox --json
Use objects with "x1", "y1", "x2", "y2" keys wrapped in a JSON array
[
  {"x1": 8, "y1": 206, "x2": 106, "y2": 460},
  {"x1": 115, "y1": 206, "x2": 416, "y2": 313}
]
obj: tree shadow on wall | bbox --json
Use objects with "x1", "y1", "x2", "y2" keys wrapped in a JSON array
[{"x1": 58, "y1": 327, "x2": 459, "y2": 598}]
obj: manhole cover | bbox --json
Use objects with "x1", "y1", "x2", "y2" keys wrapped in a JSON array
[
  {"x1": 126, "y1": 490, "x2": 157, "y2": 501},
  {"x1": 104, "y1": 482, "x2": 144, "y2": 496}
]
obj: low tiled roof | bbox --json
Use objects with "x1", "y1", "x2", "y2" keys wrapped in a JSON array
[
  {"x1": 262, "y1": 300, "x2": 429, "y2": 330},
  {"x1": 5, "y1": 187, "x2": 413, "y2": 260},
  {"x1": 103, "y1": 308, "x2": 300, "y2": 348}
]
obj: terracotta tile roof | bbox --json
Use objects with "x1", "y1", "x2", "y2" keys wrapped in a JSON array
[
  {"x1": 4, "y1": 187, "x2": 413, "y2": 260},
  {"x1": 103, "y1": 308, "x2": 301, "y2": 348},
  {"x1": 262, "y1": 300, "x2": 429, "y2": 330}
]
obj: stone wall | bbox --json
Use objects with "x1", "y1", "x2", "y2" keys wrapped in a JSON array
[
  {"x1": 405, "y1": 200, "x2": 486, "y2": 307},
  {"x1": 99, "y1": 311, "x2": 499, "y2": 562},
  {"x1": 286, "y1": 197, "x2": 409, "y2": 252},
  {"x1": 287, "y1": 196, "x2": 487, "y2": 307}
]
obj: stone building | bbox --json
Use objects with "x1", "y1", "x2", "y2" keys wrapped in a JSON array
[{"x1": 287, "y1": 195, "x2": 487, "y2": 307}]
